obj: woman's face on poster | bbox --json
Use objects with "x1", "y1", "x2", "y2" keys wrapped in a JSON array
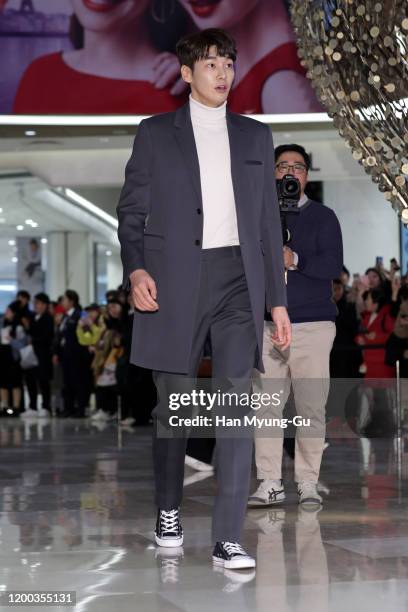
[
  {"x1": 177, "y1": 0, "x2": 260, "y2": 29},
  {"x1": 71, "y1": 0, "x2": 150, "y2": 32}
]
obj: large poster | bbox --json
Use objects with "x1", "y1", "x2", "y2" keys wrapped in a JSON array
[
  {"x1": 16, "y1": 237, "x2": 44, "y2": 296},
  {"x1": 0, "y1": 0, "x2": 321, "y2": 115}
]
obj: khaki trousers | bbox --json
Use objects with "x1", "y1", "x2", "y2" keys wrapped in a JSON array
[{"x1": 253, "y1": 320, "x2": 336, "y2": 483}]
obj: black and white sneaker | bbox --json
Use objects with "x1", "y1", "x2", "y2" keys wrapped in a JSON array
[
  {"x1": 212, "y1": 541, "x2": 256, "y2": 570},
  {"x1": 248, "y1": 479, "x2": 285, "y2": 507},
  {"x1": 297, "y1": 481, "x2": 322, "y2": 507},
  {"x1": 155, "y1": 508, "x2": 183, "y2": 547}
]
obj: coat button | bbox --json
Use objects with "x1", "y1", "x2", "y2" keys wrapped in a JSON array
[
  {"x1": 195, "y1": 239, "x2": 200, "y2": 246},
  {"x1": 197, "y1": 208, "x2": 202, "y2": 214}
]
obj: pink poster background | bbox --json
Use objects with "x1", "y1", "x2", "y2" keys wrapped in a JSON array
[{"x1": 0, "y1": 0, "x2": 321, "y2": 115}]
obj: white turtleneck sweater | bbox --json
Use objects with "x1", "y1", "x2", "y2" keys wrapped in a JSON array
[{"x1": 189, "y1": 95, "x2": 240, "y2": 249}]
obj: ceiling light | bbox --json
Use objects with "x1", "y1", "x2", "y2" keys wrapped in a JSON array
[
  {"x1": 62, "y1": 188, "x2": 118, "y2": 228},
  {"x1": 106, "y1": 250, "x2": 112, "y2": 257},
  {"x1": 41, "y1": 238, "x2": 47, "y2": 244},
  {"x1": 0, "y1": 284, "x2": 16, "y2": 291},
  {"x1": 25, "y1": 130, "x2": 36, "y2": 136},
  {"x1": 25, "y1": 219, "x2": 33, "y2": 225},
  {"x1": 16, "y1": 225, "x2": 24, "y2": 231},
  {"x1": 31, "y1": 222, "x2": 38, "y2": 228},
  {"x1": 11, "y1": 257, "x2": 18, "y2": 263},
  {"x1": 8, "y1": 240, "x2": 15, "y2": 246},
  {"x1": 0, "y1": 219, "x2": 5, "y2": 224},
  {"x1": 1, "y1": 113, "x2": 332, "y2": 127},
  {"x1": 0, "y1": 208, "x2": 3, "y2": 213}
]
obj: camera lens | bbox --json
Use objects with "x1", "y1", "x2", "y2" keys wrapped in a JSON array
[{"x1": 285, "y1": 179, "x2": 298, "y2": 194}]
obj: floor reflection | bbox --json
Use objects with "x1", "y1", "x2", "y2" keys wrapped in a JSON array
[{"x1": 0, "y1": 418, "x2": 406, "y2": 611}]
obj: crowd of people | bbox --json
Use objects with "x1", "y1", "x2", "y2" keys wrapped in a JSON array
[
  {"x1": 0, "y1": 257, "x2": 406, "y2": 426},
  {"x1": 331, "y1": 260, "x2": 407, "y2": 380},
  {"x1": 0, "y1": 288, "x2": 156, "y2": 427}
]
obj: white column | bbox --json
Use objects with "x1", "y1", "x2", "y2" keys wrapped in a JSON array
[
  {"x1": 45, "y1": 232, "x2": 67, "y2": 301},
  {"x1": 107, "y1": 250, "x2": 122, "y2": 291},
  {"x1": 66, "y1": 232, "x2": 91, "y2": 306}
]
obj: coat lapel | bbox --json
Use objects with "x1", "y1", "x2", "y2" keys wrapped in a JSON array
[{"x1": 174, "y1": 103, "x2": 203, "y2": 207}]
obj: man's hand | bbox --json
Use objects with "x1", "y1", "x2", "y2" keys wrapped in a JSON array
[
  {"x1": 283, "y1": 246, "x2": 295, "y2": 269},
  {"x1": 130, "y1": 269, "x2": 159, "y2": 312},
  {"x1": 270, "y1": 306, "x2": 291, "y2": 350}
]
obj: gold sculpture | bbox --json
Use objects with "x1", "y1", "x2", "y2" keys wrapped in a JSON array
[{"x1": 291, "y1": 1, "x2": 408, "y2": 219}]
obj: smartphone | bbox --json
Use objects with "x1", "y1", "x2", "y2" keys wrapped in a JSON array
[
  {"x1": 375, "y1": 256, "x2": 383, "y2": 267},
  {"x1": 391, "y1": 258, "x2": 401, "y2": 271},
  {"x1": 353, "y1": 273, "x2": 360, "y2": 280}
]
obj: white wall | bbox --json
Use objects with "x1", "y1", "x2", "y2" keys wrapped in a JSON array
[{"x1": 324, "y1": 179, "x2": 399, "y2": 275}]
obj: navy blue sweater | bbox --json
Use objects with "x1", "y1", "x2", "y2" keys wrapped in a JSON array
[{"x1": 284, "y1": 200, "x2": 343, "y2": 323}]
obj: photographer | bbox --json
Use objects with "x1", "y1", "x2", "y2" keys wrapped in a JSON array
[{"x1": 249, "y1": 144, "x2": 343, "y2": 508}]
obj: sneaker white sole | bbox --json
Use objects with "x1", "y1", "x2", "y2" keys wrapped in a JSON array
[
  {"x1": 247, "y1": 494, "x2": 285, "y2": 508},
  {"x1": 213, "y1": 556, "x2": 256, "y2": 570},
  {"x1": 155, "y1": 533, "x2": 184, "y2": 547},
  {"x1": 299, "y1": 498, "x2": 322, "y2": 507}
]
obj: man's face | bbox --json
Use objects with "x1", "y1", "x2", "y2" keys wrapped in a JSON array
[
  {"x1": 275, "y1": 151, "x2": 308, "y2": 197},
  {"x1": 34, "y1": 299, "x2": 47, "y2": 315},
  {"x1": 181, "y1": 45, "x2": 235, "y2": 108}
]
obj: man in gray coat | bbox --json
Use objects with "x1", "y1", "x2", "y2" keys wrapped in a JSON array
[{"x1": 117, "y1": 28, "x2": 290, "y2": 571}]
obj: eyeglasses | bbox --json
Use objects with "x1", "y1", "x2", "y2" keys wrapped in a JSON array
[{"x1": 275, "y1": 162, "x2": 307, "y2": 175}]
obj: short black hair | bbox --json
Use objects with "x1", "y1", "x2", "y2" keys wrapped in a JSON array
[
  {"x1": 363, "y1": 288, "x2": 387, "y2": 309},
  {"x1": 176, "y1": 28, "x2": 237, "y2": 70},
  {"x1": 106, "y1": 289, "x2": 119, "y2": 301},
  {"x1": 333, "y1": 278, "x2": 343, "y2": 286},
  {"x1": 342, "y1": 265, "x2": 350, "y2": 278},
  {"x1": 34, "y1": 292, "x2": 50, "y2": 305},
  {"x1": 7, "y1": 301, "x2": 20, "y2": 315},
  {"x1": 65, "y1": 289, "x2": 79, "y2": 307},
  {"x1": 274, "y1": 144, "x2": 311, "y2": 171},
  {"x1": 17, "y1": 290, "x2": 30, "y2": 301}
]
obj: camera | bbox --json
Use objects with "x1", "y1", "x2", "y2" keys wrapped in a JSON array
[{"x1": 276, "y1": 174, "x2": 301, "y2": 212}]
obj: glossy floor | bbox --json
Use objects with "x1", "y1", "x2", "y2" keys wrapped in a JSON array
[{"x1": 0, "y1": 418, "x2": 407, "y2": 611}]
